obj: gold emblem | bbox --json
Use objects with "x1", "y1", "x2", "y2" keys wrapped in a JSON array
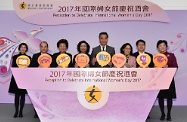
[
  {"x1": 19, "y1": 2, "x2": 27, "y2": 10},
  {"x1": 84, "y1": 85, "x2": 102, "y2": 103}
]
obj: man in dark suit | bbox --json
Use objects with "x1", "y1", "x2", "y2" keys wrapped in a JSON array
[
  {"x1": 30, "y1": 41, "x2": 51, "y2": 118},
  {"x1": 91, "y1": 32, "x2": 115, "y2": 67},
  {"x1": 132, "y1": 39, "x2": 153, "y2": 120},
  {"x1": 30, "y1": 41, "x2": 51, "y2": 67},
  {"x1": 132, "y1": 39, "x2": 154, "y2": 68}
]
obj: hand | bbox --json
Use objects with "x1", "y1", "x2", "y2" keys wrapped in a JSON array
[
  {"x1": 75, "y1": 63, "x2": 79, "y2": 68},
  {"x1": 85, "y1": 64, "x2": 89, "y2": 68},
  {"x1": 38, "y1": 65, "x2": 43, "y2": 68},
  {"x1": 108, "y1": 62, "x2": 113, "y2": 67},
  {"x1": 138, "y1": 66, "x2": 143, "y2": 68},
  {"x1": 114, "y1": 66, "x2": 122, "y2": 68},
  {"x1": 92, "y1": 58, "x2": 97, "y2": 64},
  {"x1": 163, "y1": 65, "x2": 168, "y2": 68},
  {"x1": 124, "y1": 63, "x2": 131, "y2": 68},
  {"x1": 57, "y1": 65, "x2": 62, "y2": 68}
]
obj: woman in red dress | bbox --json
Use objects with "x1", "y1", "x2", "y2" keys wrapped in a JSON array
[{"x1": 156, "y1": 40, "x2": 178, "y2": 121}]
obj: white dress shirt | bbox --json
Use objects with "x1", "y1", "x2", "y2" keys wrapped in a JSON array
[
  {"x1": 100, "y1": 45, "x2": 106, "y2": 51},
  {"x1": 139, "y1": 51, "x2": 145, "y2": 55}
]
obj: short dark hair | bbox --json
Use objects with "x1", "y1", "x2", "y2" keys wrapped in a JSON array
[
  {"x1": 157, "y1": 40, "x2": 168, "y2": 48},
  {"x1": 18, "y1": 43, "x2": 28, "y2": 52},
  {"x1": 99, "y1": 32, "x2": 108, "y2": 38},
  {"x1": 120, "y1": 43, "x2": 133, "y2": 55},
  {"x1": 77, "y1": 40, "x2": 90, "y2": 54},
  {"x1": 40, "y1": 41, "x2": 48, "y2": 47},
  {"x1": 57, "y1": 39, "x2": 68, "y2": 48},
  {"x1": 136, "y1": 39, "x2": 146, "y2": 46}
]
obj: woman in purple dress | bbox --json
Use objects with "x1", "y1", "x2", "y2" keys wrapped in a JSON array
[{"x1": 156, "y1": 40, "x2": 178, "y2": 121}]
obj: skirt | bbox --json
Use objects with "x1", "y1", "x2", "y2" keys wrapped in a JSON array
[
  {"x1": 8, "y1": 76, "x2": 27, "y2": 94},
  {"x1": 157, "y1": 79, "x2": 176, "y2": 99}
]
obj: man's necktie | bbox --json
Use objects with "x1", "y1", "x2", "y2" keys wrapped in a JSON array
[{"x1": 102, "y1": 47, "x2": 105, "y2": 51}]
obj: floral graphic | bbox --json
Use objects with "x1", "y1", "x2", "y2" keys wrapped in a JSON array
[
  {"x1": 0, "y1": 27, "x2": 43, "y2": 84},
  {"x1": 168, "y1": 33, "x2": 187, "y2": 53},
  {"x1": 32, "y1": 92, "x2": 55, "y2": 119}
]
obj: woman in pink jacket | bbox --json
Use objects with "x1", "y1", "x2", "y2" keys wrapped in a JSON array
[{"x1": 120, "y1": 43, "x2": 136, "y2": 68}]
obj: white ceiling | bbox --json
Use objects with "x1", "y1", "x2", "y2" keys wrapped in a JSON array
[{"x1": 0, "y1": 0, "x2": 187, "y2": 10}]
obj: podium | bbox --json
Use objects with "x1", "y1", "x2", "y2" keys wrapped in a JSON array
[{"x1": 11, "y1": 68, "x2": 176, "y2": 122}]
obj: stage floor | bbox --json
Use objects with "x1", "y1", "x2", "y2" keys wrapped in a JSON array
[{"x1": 0, "y1": 104, "x2": 186, "y2": 122}]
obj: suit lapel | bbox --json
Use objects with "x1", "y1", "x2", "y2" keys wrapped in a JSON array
[
  {"x1": 138, "y1": 52, "x2": 140, "y2": 57},
  {"x1": 134, "y1": 52, "x2": 139, "y2": 57},
  {"x1": 106, "y1": 45, "x2": 109, "y2": 52},
  {"x1": 36, "y1": 52, "x2": 41, "y2": 59},
  {"x1": 96, "y1": 45, "x2": 101, "y2": 53}
]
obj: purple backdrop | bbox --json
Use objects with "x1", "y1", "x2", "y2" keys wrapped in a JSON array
[{"x1": 0, "y1": 10, "x2": 187, "y2": 105}]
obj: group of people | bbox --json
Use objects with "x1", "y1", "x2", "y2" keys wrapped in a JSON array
[{"x1": 9, "y1": 32, "x2": 178, "y2": 121}]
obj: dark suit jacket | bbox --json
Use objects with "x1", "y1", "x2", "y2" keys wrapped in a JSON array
[
  {"x1": 30, "y1": 52, "x2": 52, "y2": 67},
  {"x1": 51, "y1": 52, "x2": 73, "y2": 67},
  {"x1": 73, "y1": 53, "x2": 92, "y2": 67},
  {"x1": 91, "y1": 45, "x2": 115, "y2": 67},
  {"x1": 132, "y1": 51, "x2": 154, "y2": 68}
]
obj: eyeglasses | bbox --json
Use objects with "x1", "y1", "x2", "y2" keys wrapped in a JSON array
[{"x1": 125, "y1": 48, "x2": 131, "y2": 50}]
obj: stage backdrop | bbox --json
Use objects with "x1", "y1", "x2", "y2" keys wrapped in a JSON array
[{"x1": 0, "y1": 10, "x2": 187, "y2": 105}]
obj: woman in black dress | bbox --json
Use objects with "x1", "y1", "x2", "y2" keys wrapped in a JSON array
[
  {"x1": 156, "y1": 40, "x2": 178, "y2": 121},
  {"x1": 8, "y1": 43, "x2": 31, "y2": 118},
  {"x1": 51, "y1": 39, "x2": 73, "y2": 67},
  {"x1": 73, "y1": 40, "x2": 92, "y2": 68}
]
